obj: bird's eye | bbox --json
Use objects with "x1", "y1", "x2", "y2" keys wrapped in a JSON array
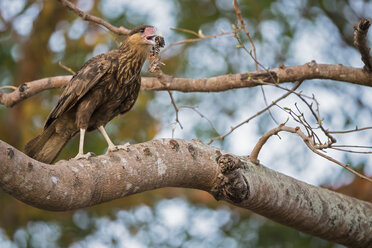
[{"x1": 139, "y1": 28, "x2": 145, "y2": 33}]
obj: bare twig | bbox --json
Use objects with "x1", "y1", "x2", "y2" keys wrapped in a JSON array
[
  {"x1": 171, "y1": 27, "x2": 200, "y2": 37},
  {"x1": 353, "y1": 18, "x2": 372, "y2": 72},
  {"x1": 296, "y1": 93, "x2": 337, "y2": 143},
  {"x1": 330, "y1": 147, "x2": 372, "y2": 154},
  {"x1": 208, "y1": 81, "x2": 302, "y2": 144},
  {"x1": 332, "y1": 145, "x2": 372, "y2": 149},
  {"x1": 249, "y1": 123, "x2": 287, "y2": 164},
  {"x1": 167, "y1": 91, "x2": 183, "y2": 129},
  {"x1": 233, "y1": 0, "x2": 258, "y2": 70},
  {"x1": 249, "y1": 124, "x2": 372, "y2": 183},
  {"x1": 179, "y1": 105, "x2": 220, "y2": 135},
  {"x1": 329, "y1": 126, "x2": 372, "y2": 134},
  {"x1": 161, "y1": 29, "x2": 238, "y2": 54},
  {"x1": 56, "y1": 0, "x2": 130, "y2": 35}
]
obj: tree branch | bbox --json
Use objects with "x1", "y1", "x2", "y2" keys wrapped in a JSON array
[
  {"x1": 249, "y1": 124, "x2": 372, "y2": 183},
  {"x1": 1, "y1": 139, "x2": 372, "y2": 247},
  {"x1": 1, "y1": 62, "x2": 372, "y2": 108},
  {"x1": 233, "y1": 0, "x2": 258, "y2": 70},
  {"x1": 354, "y1": 18, "x2": 372, "y2": 72},
  {"x1": 57, "y1": 0, "x2": 130, "y2": 35}
]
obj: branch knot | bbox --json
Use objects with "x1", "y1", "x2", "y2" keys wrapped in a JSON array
[{"x1": 211, "y1": 154, "x2": 249, "y2": 203}]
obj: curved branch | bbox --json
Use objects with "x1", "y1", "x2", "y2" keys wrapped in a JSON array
[
  {"x1": 1, "y1": 62, "x2": 372, "y2": 108},
  {"x1": 0, "y1": 139, "x2": 372, "y2": 246}
]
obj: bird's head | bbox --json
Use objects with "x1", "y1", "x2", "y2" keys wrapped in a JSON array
[{"x1": 126, "y1": 25, "x2": 157, "y2": 46}]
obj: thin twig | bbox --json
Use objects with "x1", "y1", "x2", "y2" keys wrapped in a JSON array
[
  {"x1": 179, "y1": 105, "x2": 220, "y2": 135},
  {"x1": 296, "y1": 94, "x2": 336, "y2": 143},
  {"x1": 332, "y1": 145, "x2": 372, "y2": 149},
  {"x1": 249, "y1": 124, "x2": 372, "y2": 183},
  {"x1": 249, "y1": 123, "x2": 286, "y2": 164},
  {"x1": 329, "y1": 126, "x2": 372, "y2": 134},
  {"x1": 260, "y1": 85, "x2": 279, "y2": 125},
  {"x1": 232, "y1": 1, "x2": 282, "y2": 125},
  {"x1": 171, "y1": 27, "x2": 200, "y2": 37},
  {"x1": 161, "y1": 29, "x2": 238, "y2": 54},
  {"x1": 167, "y1": 91, "x2": 183, "y2": 129},
  {"x1": 57, "y1": 0, "x2": 130, "y2": 35},
  {"x1": 208, "y1": 81, "x2": 302, "y2": 144},
  {"x1": 330, "y1": 147, "x2": 372, "y2": 154},
  {"x1": 233, "y1": 0, "x2": 258, "y2": 70}
]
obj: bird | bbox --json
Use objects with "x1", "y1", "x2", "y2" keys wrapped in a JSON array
[{"x1": 25, "y1": 25, "x2": 160, "y2": 164}]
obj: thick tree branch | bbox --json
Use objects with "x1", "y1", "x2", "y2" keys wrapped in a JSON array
[
  {"x1": 1, "y1": 62, "x2": 372, "y2": 108},
  {"x1": 0, "y1": 139, "x2": 371, "y2": 247},
  {"x1": 354, "y1": 18, "x2": 372, "y2": 72}
]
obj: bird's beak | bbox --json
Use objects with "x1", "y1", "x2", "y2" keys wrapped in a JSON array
[{"x1": 144, "y1": 27, "x2": 157, "y2": 45}]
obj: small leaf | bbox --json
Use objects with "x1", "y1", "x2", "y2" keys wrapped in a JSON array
[
  {"x1": 284, "y1": 117, "x2": 289, "y2": 124},
  {"x1": 232, "y1": 24, "x2": 237, "y2": 29},
  {"x1": 198, "y1": 29, "x2": 204, "y2": 37},
  {"x1": 276, "y1": 134, "x2": 282, "y2": 140},
  {"x1": 236, "y1": 44, "x2": 243, "y2": 48}
]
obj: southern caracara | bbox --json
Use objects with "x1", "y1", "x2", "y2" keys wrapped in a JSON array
[{"x1": 25, "y1": 25, "x2": 162, "y2": 163}]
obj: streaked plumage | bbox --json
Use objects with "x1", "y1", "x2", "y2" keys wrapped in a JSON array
[{"x1": 25, "y1": 25, "x2": 157, "y2": 163}]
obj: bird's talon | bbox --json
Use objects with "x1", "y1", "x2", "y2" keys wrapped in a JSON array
[
  {"x1": 74, "y1": 152, "x2": 93, "y2": 160},
  {"x1": 106, "y1": 143, "x2": 130, "y2": 154}
]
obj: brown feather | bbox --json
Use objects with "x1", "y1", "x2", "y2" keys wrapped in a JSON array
[{"x1": 25, "y1": 25, "x2": 154, "y2": 163}]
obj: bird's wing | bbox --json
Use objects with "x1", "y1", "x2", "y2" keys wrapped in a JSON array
[{"x1": 44, "y1": 54, "x2": 113, "y2": 129}]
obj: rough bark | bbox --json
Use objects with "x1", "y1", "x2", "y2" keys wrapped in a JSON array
[
  {"x1": 1, "y1": 62, "x2": 372, "y2": 107},
  {"x1": 0, "y1": 139, "x2": 371, "y2": 247}
]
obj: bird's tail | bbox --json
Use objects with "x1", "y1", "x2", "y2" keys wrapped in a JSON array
[{"x1": 24, "y1": 120, "x2": 74, "y2": 164}]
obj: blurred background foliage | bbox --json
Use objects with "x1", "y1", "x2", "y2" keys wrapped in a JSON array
[{"x1": 0, "y1": 0, "x2": 371, "y2": 247}]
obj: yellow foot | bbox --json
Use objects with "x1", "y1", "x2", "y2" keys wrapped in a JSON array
[
  {"x1": 74, "y1": 152, "x2": 94, "y2": 160},
  {"x1": 106, "y1": 143, "x2": 130, "y2": 154}
]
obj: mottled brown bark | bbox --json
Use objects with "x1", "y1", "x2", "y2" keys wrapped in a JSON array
[
  {"x1": 0, "y1": 139, "x2": 371, "y2": 247},
  {"x1": 1, "y1": 62, "x2": 372, "y2": 108}
]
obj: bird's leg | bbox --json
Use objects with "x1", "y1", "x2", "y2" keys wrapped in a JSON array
[
  {"x1": 98, "y1": 126, "x2": 130, "y2": 153},
  {"x1": 74, "y1": 128, "x2": 93, "y2": 160}
]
